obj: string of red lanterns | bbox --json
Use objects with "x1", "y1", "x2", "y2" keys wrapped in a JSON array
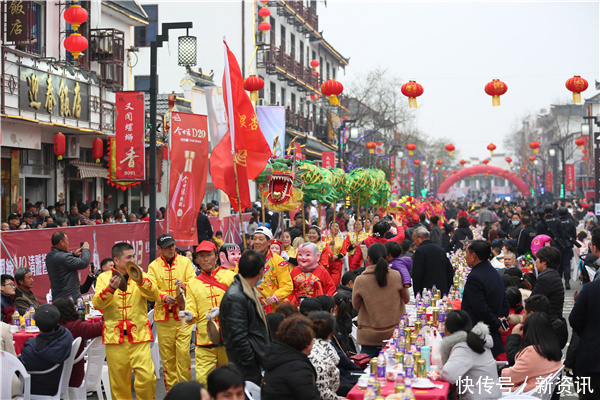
[{"x1": 63, "y1": 0, "x2": 88, "y2": 59}]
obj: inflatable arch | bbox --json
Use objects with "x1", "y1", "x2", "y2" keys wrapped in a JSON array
[{"x1": 437, "y1": 165, "x2": 530, "y2": 197}]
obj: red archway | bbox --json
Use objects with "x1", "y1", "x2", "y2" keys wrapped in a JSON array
[{"x1": 437, "y1": 165, "x2": 529, "y2": 197}]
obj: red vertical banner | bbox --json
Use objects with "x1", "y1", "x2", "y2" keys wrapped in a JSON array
[
  {"x1": 545, "y1": 171, "x2": 553, "y2": 192},
  {"x1": 295, "y1": 142, "x2": 303, "y2": 161},
  {"x1": 115, "y1": 92, "x2": 145, "y2": 181},
  {"x1": 168, "y1": 112, "x2": 209, "y2": 246},
  {"x1": 322, "y1": 151, "x2": 335, "y2": 168},
  {"x1": 566, "y1": 164, "x2": 575, "y2": 191}
]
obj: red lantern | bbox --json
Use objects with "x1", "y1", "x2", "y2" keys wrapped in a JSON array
[
  {"x1": 566, "y1": 76, "x2": 588, "y2": 104},
  {"x1": 413, "y1": 159, "x2": 421, "y2": 166},
  {"x1": 406, "y1": 143, "x2": 416, "y2": 156},
  {"x1": 487, "y1": 143, "x2": 497, "y2": 155},
  {"x1": 54, "y1": 133, "x2": 66, "y2": 160},
  {"x1": 434, "y1": 168, "x2": 439, "y2": 173},
  {"x1": 583, "y1": 155, "x2": 589, "y2": 162},
  {"x1": 259, "y1": 0, "x2": 269, "y2": 3},
  {"x1": 575, "y1": 137, "x2": 586, "y2": 150},
  {"x1": 484, "y1": 79, "x2": 508, "y2": 106},
  {"x1": 310, "y1": 59, "x2": 320, "y2": 70},
  {"x1": 529, "y1": 156, "x2": 536, "y2": 163},
  {"x1": 445, "y1": 144, "x2": 455, "y2": 156},
  {"x1": 92, "y1": 138, "x2": 103, "y2": 163},
  {"x1": 63, "y1": 1, "x2": 88, "y2": 32},
  {"x1": 582, "y1": 148, "x2": 589, "y2": 154},
  {"x1": 483, "y1": 159, "x2": 490, "y2": 165},
  {"x1": 258, "y1": 7, "x2": 271, "y2": 20},
  {"x1": 64, "y1": 33, "x2": 88, "y2": 59},
  {"x1": 258, "y1": 21, "x2": 271, "y2": 33},
  {"x1": 460, "y1": 160, "x2": 467, "y2": 167},
  {"x1": 321, "y1": 79, "x2": 344, "y2": 106},
  {"x1": 243, "y1": 75, "x2": 264, "y2": 102},
  {"x1": 366, "y1": 141, "x2": 376, "y2": 154},
  {"x1": 529, "y1": 141, "x2": 540, "y2": 153},
  {"x1": 310, "y1": 93, "x2": 320, "y2": 102},
  {"x1": 375, "y1": 141, "x2": 383, "y2": 155},
  {"x1": 505, "y1": 157, "x2": 513, "y2": 164},
  {"x1": 436, "y1": 159, "x2": 443, "y2": 166},
  {"x1": 452, "y1": 170, "x2": 457, "y2": 175},
  {"x1": 401, "y1": 80, "x2": 424, "y2": 108}
]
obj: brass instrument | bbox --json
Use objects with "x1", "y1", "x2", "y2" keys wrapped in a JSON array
[{"x1": 126, "y1": 262, "x2": 143, "y2": 284}]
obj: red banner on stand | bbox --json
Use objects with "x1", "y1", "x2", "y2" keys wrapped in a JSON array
[
  {"x1": 115, "y1": 92, "x2": 145, "y2": 181},
  {"x1": 545, "y1": 171, "x2": 553, "y2": 193},
  {"x1": 295, "y1": 142, "x2": 303, "y2": 161},
  {"x1": 168, "y1": 112, "x2": 209, "y2": 246},
  {"x1": 566, "y1": 164, "x2": 575, "y2": 191},
  {"x1": 322, "y1": 151, "x2": 335, "y2": 169}
]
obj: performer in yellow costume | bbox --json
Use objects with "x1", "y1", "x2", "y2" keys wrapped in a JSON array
[
  {"x1": 344, "y1": 218, "x2": 369, "y2": 257},
  {"x1": 306, "y1": 226, "x2": 333, "y2": 269},
  {"x1": 322, "y1": 221, "x2": 347, "y2": 286},
  {"x1": 252, "y1": 227, "x2": 293, "y2": 311},
  {"x1": 179, "y1": 241, "x2": 235, "y2": 385},
  {"x1": 282, "y1": 229, "x2": 297, "y2": 258},
  {"x1": 93, "y1": 242, "x2": 159, "y2": 400},
  {"x1": 147, "y1": 234, "x2": 196, "y2": 391}
]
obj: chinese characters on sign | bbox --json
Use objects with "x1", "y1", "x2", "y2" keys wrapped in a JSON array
[
  {"x1": 19, "y1": 67, "x2": 89, "y2": 120},
  {"x1": 6, "y1": 1, "x2": 30, "y2": 42},
  {"x1": 565, "y1": 163, "x2": 575, "y2": 192},
  {"x1": 115, "y1": 92, "x2": 145, "y2": 181},
  {"x1": 168, "y1": 112, "x2": 209, "y2": 246},
  {"x1": 322, "y1": 151, "x2": 335, "y2": 169},
  {"x1": 545, "y1": 171, "x2": 553, "y2": 193}
]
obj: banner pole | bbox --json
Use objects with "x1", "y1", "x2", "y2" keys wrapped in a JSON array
[{"x1": 233, "y1": 158, "x2": 247, "y2": 250}]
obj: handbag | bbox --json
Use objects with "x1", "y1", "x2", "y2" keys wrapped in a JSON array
[
  {"x1": 349, "y1": 353, "x2": 371, "y2": 369},
  {"x1": 332, "y1": 334, "x2": 371, "y2": 369}
]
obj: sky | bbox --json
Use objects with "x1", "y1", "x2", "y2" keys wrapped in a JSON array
[{"x1": 317, "y1": 1, "x2": 599, "y2": 160}]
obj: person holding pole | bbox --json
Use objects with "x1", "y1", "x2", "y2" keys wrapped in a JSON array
[{"x1": 147, "y1": 233, "x2": 196, "y2": 391}]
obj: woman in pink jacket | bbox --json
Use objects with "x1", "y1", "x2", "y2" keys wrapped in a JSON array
[{"x1": 501, "y1": 312, "x2": 562, "y2": 392}]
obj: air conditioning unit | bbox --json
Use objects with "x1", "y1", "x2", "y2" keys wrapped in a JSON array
[
  {"x1": 65, "y1": 136, "x2": 80, "y2": 158},
  {"x1": 256, "y1": 98, "x2": 265, "y2": 106}
]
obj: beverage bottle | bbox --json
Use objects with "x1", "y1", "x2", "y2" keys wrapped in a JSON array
[
  {"x1": 386, "y1": 354, "x2": 397, "y2": 381},
  {"x1": 93, "y1": 230, "x2": 101, "y2": 268},
  {"x1": 12, "y1": 310, "x2": 20, "y2": 327},
  {"x1": 395, "y1": 370, "x2": 405, "y2": 387},
  {"x1": 404, "y1": 352, "x2": 414, "y2": 386},
  {"x1": 403, "y1": 384, "x2": 416, "y2": 400},
  {"x1": 415, "y1": 334, "x2": 424, "y2": 352},
  {"x1": 168, "y1": 150, "x2": 197, "y2": 233},
  {"x1": 24, "y1": 310, "x2": 31, "y2": 328},
  {"x1": 393, "y1": 325, "x2": 400, "y2": 341},
  {"x1": 415, "y1": 292, "x2": 421, "y2": 303},
  {"x1": 386, "y1": 341, "x2": 396, "y2": 358},
  {"x1": 377, "y1": 351, "x2": 386, "y2": 381},
  {"x1": 29, "y1": 305, "x2": 35, "y2": 323},
  {"x1": 77, "y1": 297, "x2": 86, "y2": 321},
  {"x1": 364, "y1": 384, "x2": 376, "y2": 400}
]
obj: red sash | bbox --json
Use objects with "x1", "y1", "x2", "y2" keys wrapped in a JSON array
[{"x1": 197, "y1": 268, "x2": 229, "y2": 292}]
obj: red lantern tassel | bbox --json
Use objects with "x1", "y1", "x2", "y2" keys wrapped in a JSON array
[
  {"x1": 408, "y1": 97, "x2": 417, "y2": 108},
  {"x1": 328, "y1": 94, "x2": 340, "y2": 106},
  {"x1": 250, "y1": 90, "x2": 259, "y2": 102},
  {"x1": 448, "y1": 151, "x2": 453, "y2": 156},
  {"x1": 492, "y1": 95, "x2": 501, "y2": 106},
  {"x1": 533, "y1": 149, "x2": 538, "y2": 154},
  {"x1": 573, "y1": 92, "x2": 581, "y2": 104},
  {"x1": 409, "y1": 150, "x2": 414, "y2": 156},
  {"x1": 58, "y1": 155, "x2": 63, "y2": 161}
]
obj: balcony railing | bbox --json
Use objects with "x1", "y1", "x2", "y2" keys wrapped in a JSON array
[
  {"x1": 278, "y1": 1, "x2": 318, "y2": 34},
  {"x1": 257, "y1": 43, "x2": 321, "y2": 92},
  {"x1": 89, "y1": 29, "x2": 125, "y2": 63}
]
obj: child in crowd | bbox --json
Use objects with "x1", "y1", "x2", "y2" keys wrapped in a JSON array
[
  {"x1": 385, "y1": 241, "x2": 412, "y2": 288},
  {"x1": 501, "y1": 287, "x2": 524, "y2": 348},
  {"x1": 214, "y1": 231, "x2": 224, "y2": 249}
]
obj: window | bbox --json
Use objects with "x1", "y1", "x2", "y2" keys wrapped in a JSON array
[
  {"x1": 280, "y1": 25, "x2": 286, "y2": 52},
  {"x1": 258, "y1": 75, "x2": 265, "y2": 100},
  {"x1": 280, "y1": 88, "x2": 286, "y2": 107},
  {"x1": 135, "y1": 76, "x2": 151, "y2": 91},
  {"x1": 11, "y1": 1, "x2": 46, "y2": 55},
  {"x1": 270, "y1": 82, "x2": 276, "y2": 105},
  {"x1": 299, "y1": 41, "x2": 304, "y2": 65},
  {"x1": 290, "y1": 33, "x2": 295, "y2": 59},
  {"x1": 291, "y1": 93, "x2": 296, "y2": 112},
  {"x1": 270, "y1": 16, "x2": 276, "y2": 45},
  {"x1": 134, "y1": 5, "x2": 158, "y2": 47},
  {"x1": 326, "y1": 62, "x2": 330, "y2": 81}
]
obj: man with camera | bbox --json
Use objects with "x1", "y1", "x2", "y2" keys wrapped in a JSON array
[{"x1": 46, "y1": 231, "x2": 91, "y2": 300}]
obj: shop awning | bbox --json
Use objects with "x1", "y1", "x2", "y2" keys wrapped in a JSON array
[{"x1": 70, "y1": 161, "x2": 108, "y2": 179}]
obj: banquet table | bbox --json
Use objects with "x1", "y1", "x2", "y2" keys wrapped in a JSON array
[{"x1": 347, "y1": 379, "x2": 450, "y2": 400}]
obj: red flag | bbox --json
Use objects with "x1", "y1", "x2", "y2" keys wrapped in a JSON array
[{"x1": 210, "y1": 41, "x2": 272, "y2": 211}]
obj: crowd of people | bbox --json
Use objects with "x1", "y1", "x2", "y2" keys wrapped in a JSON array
[{"x1": 1, "y1": 196, "x2": 599, "y2": 400}]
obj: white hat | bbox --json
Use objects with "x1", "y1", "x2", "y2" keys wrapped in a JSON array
[{"x1": 254, "y1": 226, "x2": 273, "y2": 240}]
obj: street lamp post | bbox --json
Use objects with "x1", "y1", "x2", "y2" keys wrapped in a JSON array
[
  {"x1": 583, "y1": 115, "x2": 600, "y2": 204},
  {"x1": 338, "y1": 119, "x2": 356, "y2": 170},
  {"x1": 149, "y1": 22, "x2": 195, "y2": 261},
  {"x1": 549, "y1": 144, "x2": 565, "y2": 199}
]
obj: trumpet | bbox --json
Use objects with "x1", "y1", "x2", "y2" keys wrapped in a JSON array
[{"x1": 126, "y1": 262, "x2": 144, "y2": 284}]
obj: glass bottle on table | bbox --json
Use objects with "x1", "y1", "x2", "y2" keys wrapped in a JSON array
[
  {"x1": 403, "y1": 384, "x2": 416, "y2": 400},
  {"x1": 364, "y1": 384, "x2": 376, "y2": 400}
]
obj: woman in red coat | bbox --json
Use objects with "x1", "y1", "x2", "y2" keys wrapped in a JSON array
[{"x1": 53, "y1": 297, "x2": 104, "y2": 388}]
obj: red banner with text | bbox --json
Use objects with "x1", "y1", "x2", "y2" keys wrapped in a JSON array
[
  {"x1": 115, "y1": 92, "x2": 145, "y2": 181},
  {"x1": 545, "y1": 171, "x2": 553, "y2": 193},
  {"x1": 322, "y1": 151, "x2": 335, "y2": 169},
  {"x1": 168, "y1": 112, "x2": 210, "y2": 246},
  {"x1": 566, "y1": 164, "x2": 575, "y2": 191}
]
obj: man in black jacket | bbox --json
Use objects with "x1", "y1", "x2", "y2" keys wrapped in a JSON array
[
  {"x1": 46, "y1": 231, "x2": 91, "y2": 300},
  {"x1": 220, "y1": 250, "x2": 271, "y2": 385},
  {"x1": 559, "y1": 207, "x2": 577, "y2": 289},
  {"x1": 516, "y1": 215, "x2": 537, "y2": 256},
  {"x1": 411, "y1": 227, "x2": 454, "y2": 296},
  {"x1": 196, "y1": 207, "x2": 213, "y2": 244},
  {"x1": 531, "y1": 246, "x2": 565, "y2": 319},
  {"x1": 461, "y1": 240, "x2": 510, "y2": 358}
]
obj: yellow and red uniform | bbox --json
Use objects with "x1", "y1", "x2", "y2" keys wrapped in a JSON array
[
  {"x1": 147, "y1": 254, "x2": 196, "y2": 391},
  {"x1": 344, "y1": 230, "x2": 369, "y2": 257},
  {"x1": 314, "y1": 241, "x2": 333, "y2": 270},
  {"x1": 93, "y1": 269, "x2": 159, "y2": 400},
  {"x1": 184, "y1": 267, "x2": 235, "y2": 385},
  {"x1": 323, "y1": 234, "x2": 347, "y2": 286},
  {"x1": 257, "y1": 250, "x2": 293, "y2": 309}
]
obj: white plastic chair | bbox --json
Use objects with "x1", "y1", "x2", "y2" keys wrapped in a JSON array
[
  {"x1": 1, "y1": 350, "x2": 31, "y2": 400},
  {"x1": 29, "y1": 337, "x2": 82, "y2": 400},
  {"x1": 68, "y1": 337, "x2": 106, "y2": 400},
  {"x1": 501, "y1": 365, "x2": 563, "y2": 400},
  {"x1": 245, "y1": 380, "x2": 261, "y2": 400},
  {"x1": 148, "y1": 309, "x2": 161, "y2": 379}
]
